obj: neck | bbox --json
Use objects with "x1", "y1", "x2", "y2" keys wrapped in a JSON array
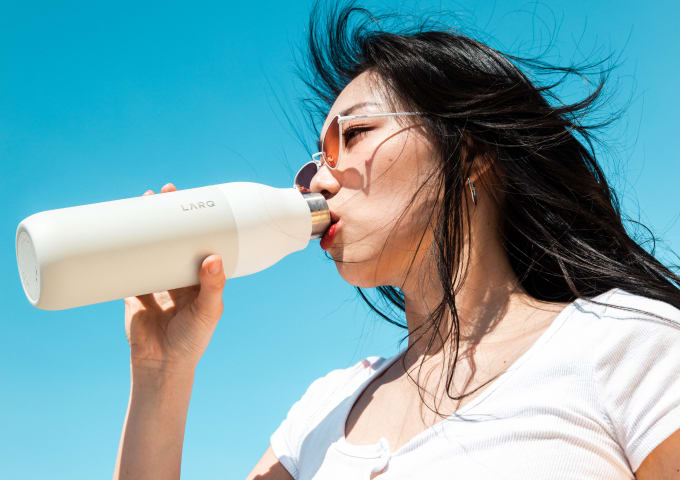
[
  {"x1": 401, "y1": 239, "x2": 525, "y2": 363},
  {"x1": 396, "y1": 184, "x2": 551, "y2": 370}
]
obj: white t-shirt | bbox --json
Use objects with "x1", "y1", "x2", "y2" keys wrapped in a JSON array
[{"x1": 270, "y1": 288, "x2": 680, "y2": 479}]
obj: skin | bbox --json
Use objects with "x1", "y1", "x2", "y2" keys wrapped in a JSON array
[{"x1": 114, "y1": 71, "x2": 678, "y2": 479}]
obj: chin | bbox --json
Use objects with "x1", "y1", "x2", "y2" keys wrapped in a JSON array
[{"x1": 334, "y1": 256, "x2": 390, "y2": 288}]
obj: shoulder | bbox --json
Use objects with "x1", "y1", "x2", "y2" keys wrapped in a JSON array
[
  {"x1": 566, "y1": 287, "x2": 680, "y2": 338},
  {"x1": 566, "y1": 287, "x2": 680, "y2": 386},
  {"x1": 270, "y1": 355, "x2": 390, "y2": 478},
  {"x1": 296, "y1": 355, "x2": 387, "y2": 410},
  {"x1": 309, "y1": 355, "x2": 387, "y2": 393},
  {"x1": 593, "y1": 287, "x2": 679, "y2": 319},
  {"x1": 273, "y1": 354, "x2": 390, "y2": 433},
  {"x1": 553, "y1": 287, "x2": 680, "y2": 364},
  {"x1": 570, "y1": 288, "x2": 680, "y2": 472}
]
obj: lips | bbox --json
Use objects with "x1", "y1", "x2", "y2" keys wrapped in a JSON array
[{"x1": 320, "y1": 210, "x2": 340, "y2": 250}]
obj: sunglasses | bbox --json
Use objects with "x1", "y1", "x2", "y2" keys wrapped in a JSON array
[{"x1": 293, "y1": 111, "x2": 420, "y2": 192}]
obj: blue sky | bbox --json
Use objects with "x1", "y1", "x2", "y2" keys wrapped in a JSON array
[{"x1": 1, "y1": 1, "x2": 678, "y2": 478}]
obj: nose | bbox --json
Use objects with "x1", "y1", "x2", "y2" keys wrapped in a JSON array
[{"x1": 310, "y1": 164, "x2": 340, "y2": 200}]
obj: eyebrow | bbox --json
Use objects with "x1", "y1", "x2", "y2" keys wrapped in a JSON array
[
  {"x1": 317, "y1": 102, "x2": 382, "y2": 150},
  {"x1": 339, "y1": 101, "x2": 381, "y2": 116}
]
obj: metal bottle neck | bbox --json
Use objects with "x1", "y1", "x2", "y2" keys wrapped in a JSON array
[{"x1": 302, "y1": 193, "x2": 331, "y2": 239}]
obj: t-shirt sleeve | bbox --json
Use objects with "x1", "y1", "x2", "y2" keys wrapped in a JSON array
[
  {"x1": 595, "y1": 292, "x2": 680, "y2": 472},
  {"x1": 269, "y1": 357, "x2": 380, "y2": 479}
]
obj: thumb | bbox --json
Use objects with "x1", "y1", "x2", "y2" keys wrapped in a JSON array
[{"x1": 191, "y1": 254, "x2": 226, "y2": 323}]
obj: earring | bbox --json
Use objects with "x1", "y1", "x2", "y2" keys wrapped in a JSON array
[{"x1": 467, "y1": 177, "x2": 477, "y2": 206}]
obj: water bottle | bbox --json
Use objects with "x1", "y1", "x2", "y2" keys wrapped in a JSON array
[{"x1": 15, "y1": 182, "x2": 330, "y2": 310}]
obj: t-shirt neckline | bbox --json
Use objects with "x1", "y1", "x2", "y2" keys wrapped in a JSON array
[{"x1": 333, "y1": 289, "x2": 619, "y2": 458}]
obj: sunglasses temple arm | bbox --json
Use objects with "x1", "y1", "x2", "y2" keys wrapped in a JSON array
[{"x1": 337, "y1": 118, "x2": 343, "y2": 168}]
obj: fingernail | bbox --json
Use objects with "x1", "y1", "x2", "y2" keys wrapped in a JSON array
[{"x1": 208, "y1": 258, "x2": 221, "y2": 274}]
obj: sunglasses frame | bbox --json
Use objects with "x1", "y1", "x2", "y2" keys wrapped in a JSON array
[{"x1": 294, "y1": 111, "x2": 420, "y2": 191}]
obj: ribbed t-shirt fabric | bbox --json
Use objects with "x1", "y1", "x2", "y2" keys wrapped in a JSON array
[{"x1": 270, "y1": 288, "x2": 680, "y2": 479}]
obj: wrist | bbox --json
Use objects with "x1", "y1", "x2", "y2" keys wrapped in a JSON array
[
  {"x1": 130, "y1": 354, "x2": 198, "y2": 376},
  {"x1": 118, "y1": 360, "x2": 195, "y2": 480},
  {"x1": 130, "y1": 360, "x2": 196, "y2": 391}
]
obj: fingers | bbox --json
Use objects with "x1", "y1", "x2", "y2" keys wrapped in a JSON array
[
  {"x1": 133, "y1": 293, "x2": 163, "y2": 313},
  {"x1": 190, "y1": 254, "x2": 226, "y2": 324},
  {"x1": 143, "y1": 182, "x2": 177, "y2": 196},
  {"x1": 130, "y1": 182, "x2": 178, "y2": 310},
  {"x1": 161, "y1": 183, "x2": 176, "y2": 193}
]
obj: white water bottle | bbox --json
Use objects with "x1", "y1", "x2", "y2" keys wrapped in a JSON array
[{"x1": 15, "y1": 182, "x2": 330, "y2": 311}]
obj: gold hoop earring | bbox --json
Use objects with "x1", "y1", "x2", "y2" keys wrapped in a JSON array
[{"x1": 467, "y1": 177, "x2": 477, "y2": 206}]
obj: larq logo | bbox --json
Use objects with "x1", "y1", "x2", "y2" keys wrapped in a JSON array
[{"x1": 181, "y1": 200, "x2": 216, "y2": 212}]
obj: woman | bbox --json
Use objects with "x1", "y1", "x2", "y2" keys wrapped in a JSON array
[{"x1": 113, "y1": 3, "x2": 680, "y2": 479}]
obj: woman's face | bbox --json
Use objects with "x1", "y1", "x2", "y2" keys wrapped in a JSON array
[{"x1": 310, "y1": 71, "x2": 439, "y2": 288}]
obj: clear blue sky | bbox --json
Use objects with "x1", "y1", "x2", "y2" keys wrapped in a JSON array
[{"x1": 1, "y1": 1, "x2": 678, "y2": 478}]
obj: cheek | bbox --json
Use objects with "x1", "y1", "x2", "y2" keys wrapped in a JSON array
[
  {"x1": 342, "y1": 194, "x2": 430, "y2": 262},
  {"x1": 370, "y1": 132, "x2": 436, "y2": 193},
  {"x1": 346, "y1": 148, "x2": 434, "y2": 245},
  {"x1": 332, "y1": 133, "x2": 438, "y2": 277}
]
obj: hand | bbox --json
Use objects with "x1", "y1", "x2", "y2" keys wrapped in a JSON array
[{"x1": 123, "y1": 182, "x2": 226, "y2": 372}]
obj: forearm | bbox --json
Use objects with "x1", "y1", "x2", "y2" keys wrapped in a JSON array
[{"x1": 113, "y1": 366, "x2": 195, "y2": 480}]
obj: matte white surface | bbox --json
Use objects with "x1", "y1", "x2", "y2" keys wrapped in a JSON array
[
  {"x1": 218, "y1": 183, "x2": 311, "y2": 277},
  {"x1": 16, "y1": 182, "x2": 312, "y2": 310}
]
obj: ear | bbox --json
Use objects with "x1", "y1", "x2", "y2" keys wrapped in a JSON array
[{"x1": 460, "y1": 133, "x2": 493, "y2": 184}]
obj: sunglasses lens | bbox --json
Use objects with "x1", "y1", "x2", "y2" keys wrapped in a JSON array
[
  {"x1": 294, "y1": 161, "x2": 319, "y2": 191},
  {"x1": 323, "y1": 116, "x2": 340, "y2": 168}
]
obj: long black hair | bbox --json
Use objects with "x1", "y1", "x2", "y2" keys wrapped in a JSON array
[{"x1": 298, "y1": 0, "x2": 680, "y2": 414}]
